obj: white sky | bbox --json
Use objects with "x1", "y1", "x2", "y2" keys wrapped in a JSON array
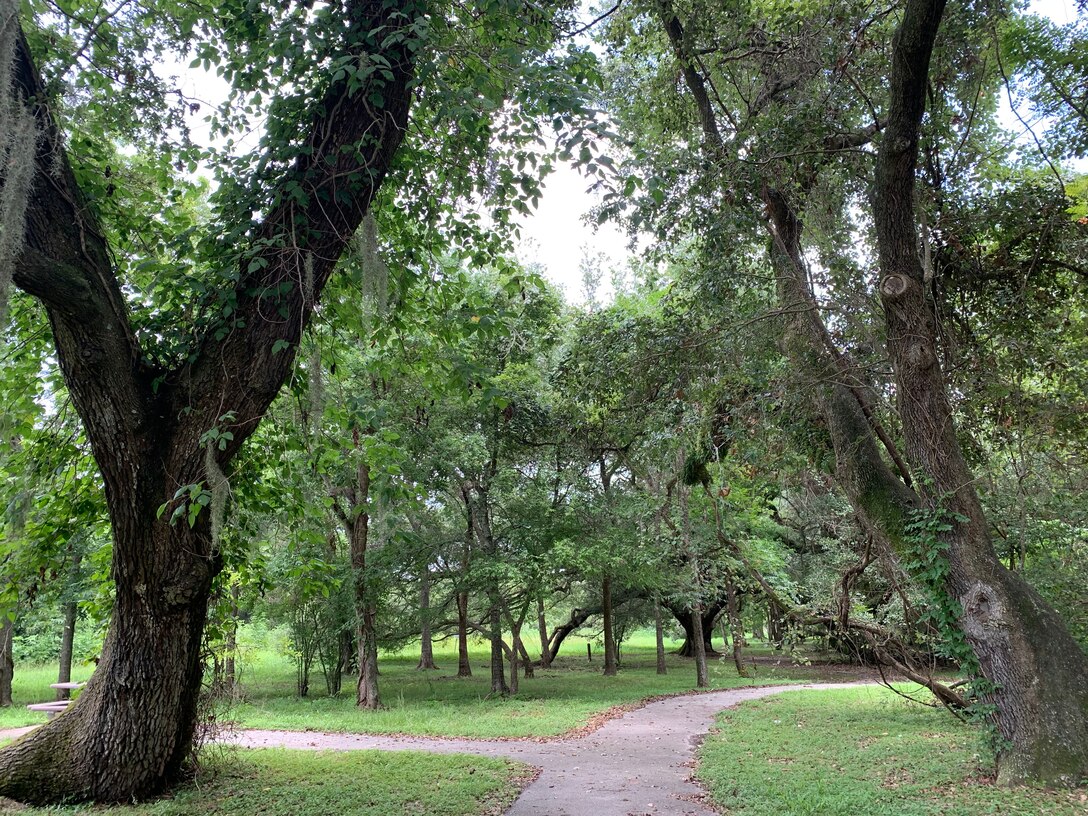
[{"x1": 166, "y1": 0, "x2": 1078, "y2": 306}]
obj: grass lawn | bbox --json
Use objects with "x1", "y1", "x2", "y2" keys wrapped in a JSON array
[
  {"x1": 697, "y1": 686, "x2": 1088, "y2": 816},
  {"x1": 224, "y1": 631, "x2": 813, "y2": 738},
  {"x1": 0, "y1": 627, "x2": 855, "y2": 737},
  {"x1": 0, "y1": 749, "x2": 528, "y2": 815}
]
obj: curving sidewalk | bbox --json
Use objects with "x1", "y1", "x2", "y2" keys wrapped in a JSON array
[
  {"x1": 227, "y1": 683, "x2": 862, "y2": 816},
  {"x1": 0, "y1": 682, "x2": 863, "y2": 815}
]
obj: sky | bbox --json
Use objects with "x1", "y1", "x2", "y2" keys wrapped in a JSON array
[
  {"x1": 514, "y1": 0, "x2": 1082, "y2": 304},
  {"x1": 166, "y1": 0, "x2": 1080, "y2": 306}
]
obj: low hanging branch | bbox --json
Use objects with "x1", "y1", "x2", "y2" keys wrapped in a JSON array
[{"x1": 705, "y1": 487, "x2": 965, "y2": 712}]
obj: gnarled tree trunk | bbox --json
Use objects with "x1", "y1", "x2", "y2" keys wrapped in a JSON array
[
  {"x1": 871, "y1": 0, "x2": 1088, "y2": 784},
  {"x1": 0, "y1": 2, "x2": 420, "y2": 801}
]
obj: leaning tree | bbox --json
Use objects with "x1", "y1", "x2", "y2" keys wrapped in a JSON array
[
  {"x1": 599, "y1": 0, "x2": 1088, "y2": 785},
  {"x1": 0, "y1": 0, "x2": 593, "y2": 802}
]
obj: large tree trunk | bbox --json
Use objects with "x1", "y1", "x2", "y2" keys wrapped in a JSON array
[
  {"x1": 870, "y1": 0, "x2": 1088, "y2": 785},
  {"x1": 601, "y1": 575, "x2": 617, "y2": 676},
  {"x1": 1, "y1": 2, "x2": 419, "y2": 803},
  {"x1": 416, "y1": 570, "x2": 438, "y2": 670},
  {"x1": 669, "y1": 603, "x2": 721, "y2": 658}
]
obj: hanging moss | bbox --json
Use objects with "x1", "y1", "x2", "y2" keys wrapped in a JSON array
[
  {"x1": 682, "y1": 453, "x2": 712, "y2": 488},
  {"x1": 204, "y1": 441, "x2": 229, "y2": 551},
  {"x1": 354, "y1": 212, "x2": 389, "y2": 327}
]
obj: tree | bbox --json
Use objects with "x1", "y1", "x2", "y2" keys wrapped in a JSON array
[
  {"x1": 598, "y1": 0, "x2": 1088, "y2": 784},
  {"x1": 0, "y1": 0, "x2": 597, "y2": 800}
]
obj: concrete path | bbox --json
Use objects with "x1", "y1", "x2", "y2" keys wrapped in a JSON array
[
  {"x1": 0, "y1": 683, "x2": 861, "y2": 815},
  {"x1": 226, "y1": 683, "x2": 860, "y2": 816}
]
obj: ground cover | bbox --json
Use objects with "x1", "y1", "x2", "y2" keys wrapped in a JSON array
[
  {"x1": 697, "y1": 687, "x2": 1088, "y2": 816},
  {"x1": 0, "y1": 628, "x2": 889, "y2": 735},
  {"x1": 0, "y1": 749, "x2": 527, "y2": 815},
  {"x1": 224, "y1": 631, "x2": 814, "y2": 737}
]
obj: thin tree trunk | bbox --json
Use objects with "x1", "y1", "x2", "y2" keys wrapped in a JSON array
[
  {"x1": 654, "y1": 600, "x2": 667, "y2": 675},
  {"x1": 488, "y1": 605, "x2": 508, "y2": 695},
  {"x1": 725, "y1": 577, "x2": 748, "y2": 677},
  {"x1": 517, "y1": 634, "x2": 533, "y2": 679},
  {"x1": 602, "y1": 575, "x2": 617, "y2": 676},
  {"x1": 508, "y1": 622, "x2": 521, "y2": 695},
  {"x1": 691, "y1": 604, "x2": 709, "y2": 688},
  {"x1": 56, "y1": 549, "x2": 82, "y2": 701},
  {"x1": 350, "y1": 457, "x2": 379, "y2": 710},
  {"x1": 357, "y1": 603, "x2": 380, "y2": 710},
  {"x1": 416, "y1": 570, "x2": 438, "y2": 670},
  {"x1": 0, "y1": 618, "x2": 13, "y2": 707},
  {"x1": 222, "y1": 583, "x2": 239, "y2": 694},
  {"x1": 536, "y1": 596, "x2": 551, "y2": 668},
  {"x1": 456, "y1": 591, "x2": 472, "y2": 678}
]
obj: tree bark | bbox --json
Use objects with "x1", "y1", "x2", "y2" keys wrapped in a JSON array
[
  {"x1": 724, "y1": 576, "x2": 748, "y2": 677},
  {"x1": 416, "y1": 570, "x2": 438, "y2": 670},
  {"x1": 601, "y1": 575, "x2": 617, "y2": 676},
  {"x1": 456, "y1": 590, "x2": 472, "y2": 678},
  {"x1": 222, "y1": 583, "x2": 239, "y2": 694},
  {"x1": 871, "y1": 0, "x2": 1088, "y2": 785},
  {"x1": 690, "y1": 603, "x2": 709, "y2": 688},
  {"x1": 457, "y1": 503, "x2": 473, "y2": 678},
  {"x1": 654, "y1": 600, "x2": 667, "y2": 675},
  {"x1": 57, "y1": 601, "x2": 77, "y2": 702},
  {"x1": 488, "y1": 606, "x2": 508, "y2": 695},
  {"x1": 0, "y1": 618, "x2": 12, "y2": 708},
  {"x1": 517, "y1": 634, "x2": 534, "y2": 679},
  {"x1": 536, "y1": 596, "x2": 551, "y2": 669},
  {"x1": 357, "y1": 603, "x2": 380, "y2": 710},
  {"x1": 1, "y1": 1, "x2": 421, "y2": 802},
  {"x1": 669, "y1": 603, "x2": 722, "y2": 657},
  {"x1": 350, "y1": 458, "x2": 380, "y2": 710}
]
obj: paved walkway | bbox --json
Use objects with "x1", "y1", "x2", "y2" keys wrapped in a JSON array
[
  {"x1": 228, "y1": 683, "x2": 860, "y2": 816},
  {"x1": 0, "y1": 683, "x2": 862, "y2": 815}
]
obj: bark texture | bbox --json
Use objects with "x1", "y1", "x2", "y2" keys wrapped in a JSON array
[
  {"x1": 0, "y1": 618, "x2": 12, "y2": 707},
  {"x1": 416, "y1": 570, "x2": 438, "y2": 670},
  {"x1": 1, "y1": 1, "x2": 421, "y2": 801},
  {"x1": 654, "y1": 601, "x2": 667, "y2": 675},
  {"x1": 601, "y1": 575, "x2": 617, "y2": 676},
  {"x1": 871, "y1": 0, "x2": 1088, "y2": 785}
]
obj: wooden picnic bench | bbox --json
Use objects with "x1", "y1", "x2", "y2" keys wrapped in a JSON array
[{"x1": 26, "y1": 682, "x2": 86, "y2": 720}]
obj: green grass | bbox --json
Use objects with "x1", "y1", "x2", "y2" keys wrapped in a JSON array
[
  {"x1": 0, "y1": 749, "x2": 527, "y2": 815},
  {"x1": 697, "y1": 686, "x2": 1087, "y2": 816},
  {"x1": 0, "y1": 630, "x2": 830, "y2": 737},
  {"x1": 0, "y1": 662, "x2": 94, "y2": 729},
  {"x1": 224, "y1": 631, "x2": 811, "y2": 738}
]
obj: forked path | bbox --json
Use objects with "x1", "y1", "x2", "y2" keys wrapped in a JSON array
[{"x1": 226, "y1": 683, "x2": 861, "y2": 816}]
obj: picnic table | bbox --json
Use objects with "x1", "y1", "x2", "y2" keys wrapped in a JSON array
[{"x1": 27, "y1": 682, "x2": 86, "y2": 719}]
